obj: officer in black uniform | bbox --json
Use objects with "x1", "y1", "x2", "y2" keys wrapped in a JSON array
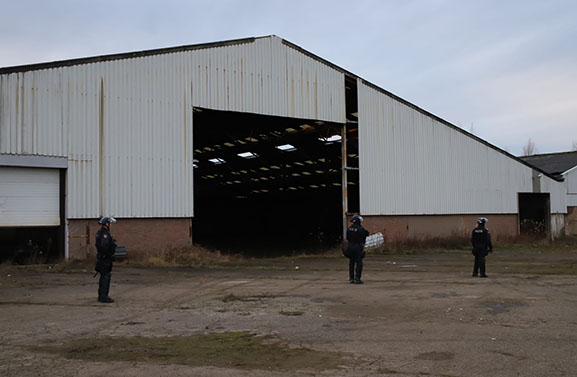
[
  {"x1": 471, "y1": 217, "x2": 493, "y2": 278},
  {"x1": 95, "y1": 216, "x2": 117, "y2": 303},
  {"x1": 346, "y1": 215, "x2": 369, "y2": 284}
]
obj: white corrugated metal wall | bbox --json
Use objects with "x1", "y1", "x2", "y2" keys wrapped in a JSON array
[
  {"x1": 540, "y1": 175, "x2": 567, "y2": 213},
  {"x1": 357, "y1": 81, "x2": 566, "y2": 215},
  {"x1": 188, "y1": 37, "x2": 344, "y2": 122},
  {"x1": 0, "y1": 36, "x2": 345, "y2": 219},
  {"x1": 564, "y1": 168, "x2": 577, "y2": 206}
]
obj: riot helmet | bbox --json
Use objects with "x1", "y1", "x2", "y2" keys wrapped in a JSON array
[
  {"x1": 351, "y1": 215, "x2": 364, "y2": 224},
  {"x1": 98, "y1": 216, "x2": 117, "y2": 226}
]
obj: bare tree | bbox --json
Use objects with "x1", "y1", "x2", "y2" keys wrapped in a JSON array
[
  {"x1": 522, "y1": 138, "x2": 537, "y2": 156},
  {"x1": 572, "y1": 140, "x2": 577, "y2": 152}
]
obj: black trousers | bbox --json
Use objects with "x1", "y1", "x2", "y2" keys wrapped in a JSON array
[
  {"x1": 349, "y1": 253, "x2": 363, "y2": 281},
  {"x1": 473, "y1": 253, "x2": 486, "y2": 276},
  {"x1": 97, "y1": 260, "x2": 113, "y2": 299},
  {"x1": 98, "y1": 271, "x2": 112, "y2": 298}
]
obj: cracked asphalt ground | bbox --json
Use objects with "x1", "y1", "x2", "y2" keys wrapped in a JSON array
[{"x1": 1, "y1": 248, "x2": 576, "y2": 376}]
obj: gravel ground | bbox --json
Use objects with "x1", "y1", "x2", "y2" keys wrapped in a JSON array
[{"x1": 0, "y1": 247, "x2": 576, "y2": 376}]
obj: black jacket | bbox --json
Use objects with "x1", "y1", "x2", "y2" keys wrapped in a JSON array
[
  {"x1": 347, "y1": 222, "x2": 369, "y2": 245},
  {"x1": 471, "y1": 225, "x2": 493, "y2": 255},
  {"x1": 96, "y1": 227, "x2": 116, "y2": 260},
  {"x1": 345, "y1": 222, "x2": 369, "y2": 258}
]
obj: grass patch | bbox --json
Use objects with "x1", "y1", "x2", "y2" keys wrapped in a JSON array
[
  {"x1": 279, "y1": 310, "x2": 304, "y2": 316},
  {"x1": 131, "y1": 245, "x2": 237, "y2": 267},
  {"x1": 34, "y1": 331, "x2": 352, "y2": 371}
]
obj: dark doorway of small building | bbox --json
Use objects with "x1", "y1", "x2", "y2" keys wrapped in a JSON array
[
  {"x1": 518, "y1": 193, "x2": 550, "y2": 237},
  {"x1": 0, "y1": 227, "x2": 61, "y2": 264},
  {"x1": 192, "y1": 108, "x2": 355, "y2": 256}
]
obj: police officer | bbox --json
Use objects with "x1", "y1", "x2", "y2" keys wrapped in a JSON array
[
  {"x1": 346, "y1": 215, "x2": 369, "y2": 284},
  {"x1": 95, "y1": 216, "x2": 117, "y2": 303},
  {"x1": 471, "y1": 217, "x2": 493, "y2": 278}
]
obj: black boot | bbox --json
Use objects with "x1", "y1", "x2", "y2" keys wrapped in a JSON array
[{"x1": 98, "y1": 271, "x2": 113, "y2": 302}]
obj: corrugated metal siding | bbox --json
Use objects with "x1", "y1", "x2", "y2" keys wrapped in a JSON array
[
  {"x1": 0, "y1": 36, "x2": 345, "y2": 219},
  {"x1": 65, "y1": 63, "x2": 100, "y2": 218},
  {"x1": 566, "y1": 169, "x2": 577, "y2": 194},
  {"x1": 0, "y1": 71, "x2": 67, "y2": 156},
  {"x1": 564, "y1": 169, "x2": 577, "y2": 206},
  {"x1": 188, "y1": 36, "x2": 344, "y2": 121},
  {"x1": 358, "y1": 81, "x2": 566, "y2": 215},
  {"x1": 540, "y1": 176, "x2": 566, "y2": 213}
]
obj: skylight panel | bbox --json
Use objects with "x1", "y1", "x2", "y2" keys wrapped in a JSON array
[
  {"x1": 319, "y1": 135, "x2": 342, "y2": 143},
  {"x1": 276, "y1": 144, "x2": 296, "y2": 152},
  {"x1": 209, "y1": 158, "x2": 226, "y2": 165},
  {"x1": 237, "y1": 152, "x2": 258, "y2": 159}
]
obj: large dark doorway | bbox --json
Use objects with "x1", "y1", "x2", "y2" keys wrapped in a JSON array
[
  {"x1": 518, "y1": 193, "x2": 550, "y2": 237},
  {"x1": 192, "y1": 108, "x2": 353, "y2": 255}
]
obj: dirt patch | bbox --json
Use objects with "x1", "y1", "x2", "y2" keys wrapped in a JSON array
[
  {"x1": 34, "y1": 331, "x2": 353, "y2": 371},
  {"x1": 221, "y1": 293, "x2": 274, "y2": 303},
  {"x1": 484, "y1": 300, "x2": 527, "y2": 314},
  {"x1": 415, "y1": 351, "x2": 455, "y2": 361}
]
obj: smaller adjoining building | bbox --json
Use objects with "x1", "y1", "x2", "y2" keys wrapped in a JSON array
[{"x1": 522, "y1": 151, "x2": 577, "y2": 235}]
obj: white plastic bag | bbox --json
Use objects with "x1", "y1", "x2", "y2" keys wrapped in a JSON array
[{"x1": 364, "y1": 232, "x2": 384, "y2": 249}]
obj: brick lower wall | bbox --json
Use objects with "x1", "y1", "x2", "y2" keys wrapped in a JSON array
[
  {"x1": 68, "y1": 218, "x2": 192, "y2": 260},
  {"x1": 359, "y1": 214, "x2": 519, "y2": 244}
]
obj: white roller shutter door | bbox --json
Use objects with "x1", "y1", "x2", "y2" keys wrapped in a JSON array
[{"x1": 0, "y1": 167, "x2": 60, "y2": 226}]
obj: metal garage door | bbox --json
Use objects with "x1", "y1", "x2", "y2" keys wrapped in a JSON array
[{"x1": 0, "y1": 167, "x2": 60, "y2": 226}]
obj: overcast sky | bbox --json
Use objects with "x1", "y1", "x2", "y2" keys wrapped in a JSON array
[{"x1": 1, "y1": 0, "x2": 576, "y2": 156}]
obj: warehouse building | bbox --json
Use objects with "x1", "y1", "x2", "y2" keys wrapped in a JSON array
[{"x1": 0, "y1": 35, "x2": 569, "y2": 262}]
